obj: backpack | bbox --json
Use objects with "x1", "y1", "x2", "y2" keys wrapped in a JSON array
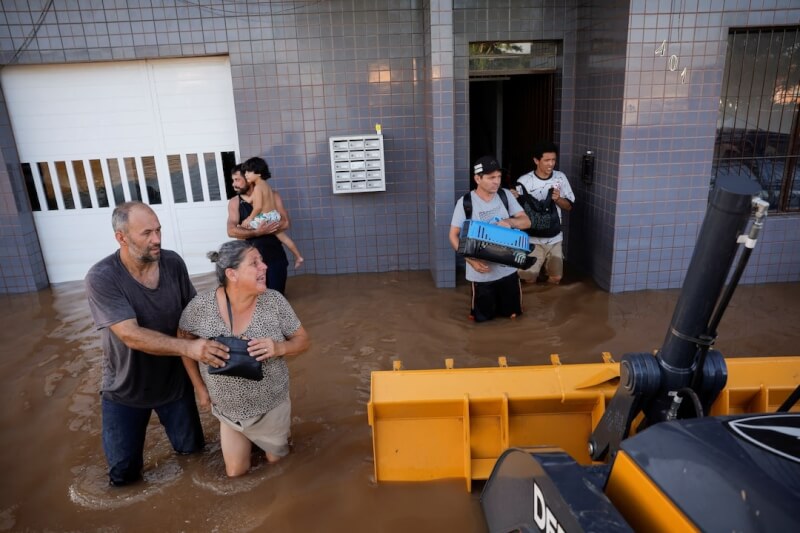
[
  {"x1": 515, "y1": 183, "x2": 561, "y2": 238},
  {"x1": 462, "y1": 188, "x2": 509, "y2": 219}
]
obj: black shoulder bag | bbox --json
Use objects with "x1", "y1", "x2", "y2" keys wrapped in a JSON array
[
  {"x1": 516, "y1": 184, "x2": 561, "y2": 238},
  {"x1": 208, "y1": 289, "x2": 264, "y2": 381}
]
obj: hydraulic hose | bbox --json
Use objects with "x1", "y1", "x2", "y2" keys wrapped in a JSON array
[{"x1": 690, "y1": 197, "x2": 769, "y2": 391}]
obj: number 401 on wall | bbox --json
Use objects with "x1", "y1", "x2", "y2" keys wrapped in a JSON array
[{"x1": 655, "y1": 40, "x2": 688, "y2": 84}]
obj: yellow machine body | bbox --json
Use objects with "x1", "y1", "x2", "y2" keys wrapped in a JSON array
[
  {"x1": 367, "y1": 354, "x2": 800, "y2": 491},
  {"x1": 605, "y1": 450, "x2": 697, "y2": 532}
]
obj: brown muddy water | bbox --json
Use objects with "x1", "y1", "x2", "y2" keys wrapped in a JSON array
[{"x1": 0, "y1": 270, "x2": 798, "y2": 532}]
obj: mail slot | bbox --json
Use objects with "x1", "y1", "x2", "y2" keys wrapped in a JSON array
[{"x1": 329, "y1": 134, "x2": 386, "y2": 194}]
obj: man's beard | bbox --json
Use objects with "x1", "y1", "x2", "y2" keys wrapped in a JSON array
[
  {"x1": 234, "y1": 183, "x2": 253, "y2": 195},
  {"x1": 132, "y1": 243, "x2": 160, "y2": 263},
  {"x1": 140, "y1": 249, "x2": 160, "y2": 263}
]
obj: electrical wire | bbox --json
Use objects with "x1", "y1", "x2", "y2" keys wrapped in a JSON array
[
  {"x1": 677, "y1": 387, "x2": 704, "y2": 418},
  {"x1": 6, "y1": 0, "x2": 55, "y2": 65}
]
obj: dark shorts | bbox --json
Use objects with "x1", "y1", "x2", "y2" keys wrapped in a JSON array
[{"x1": 470, "y1": 272, "x2": 523, "y2": 322}]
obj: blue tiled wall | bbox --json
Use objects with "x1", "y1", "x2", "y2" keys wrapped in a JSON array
[
  {"x1": 453, "y1": 1, "x2": 578, "y2": 203},
  {"x1": 0, "y1": 0, "x2": 433, "y2": 292},
  {"x1": 570, "y1": 1, "x2": 631, "y2": 291},
  {"x1": 0, "y1": 0, "x2": 798, "y2": 294},
  {"x1": 0, "y1": 87, "x2": 49, "y2": 293},
  {"x1": 609, "y1": 0, "x2": 800, "y2": 292},
  {"x1": 424, "y1": 0, "x2": 457, "y2": 288}
]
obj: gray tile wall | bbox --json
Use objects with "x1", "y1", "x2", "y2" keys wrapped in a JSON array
[
  {"x1": 0, "y1": 0, "x2": 432, "y2": 291},
  {"x1": 0, "y1": 0, "x2": 798, "y2": 294},
  {"x1": 425, "y1": 0, "x2": 457, "y2": 288},
  {"x1": 0, "y1": 87, "x2": 48, "y2": 293},
  {"x1": 453, "y1": 0, "x2": 578, "y2": 194},
  {"x1": 611, "y1": 0, "x2": 800, "y2": 292},
  {"x1": 226, "y1": 0, "x2": 431, "y2": 277},
  {"x1": 569, "y1": 1, "x2": 631, "y2": 291}
]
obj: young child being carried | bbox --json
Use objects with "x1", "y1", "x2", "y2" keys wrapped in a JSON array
[{"x1": 240, "y1": 157, "x2": 304, "y2": 268}]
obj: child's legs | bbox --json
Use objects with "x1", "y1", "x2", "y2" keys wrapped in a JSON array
[{"x1": 275, "y1": 231, "x2": 302, "y2": 260}]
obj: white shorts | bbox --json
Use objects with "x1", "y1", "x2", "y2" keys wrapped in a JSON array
[
  {"x1": 248, "y1": 209, "x2": 281, "y2": 229},
  {"x1": 212, "y1": 397, "x2": 291, "y2": 457}
]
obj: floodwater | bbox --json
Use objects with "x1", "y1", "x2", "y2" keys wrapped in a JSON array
[{"x1": 1, "y1": 270, "x2": 798, "y2": 532}]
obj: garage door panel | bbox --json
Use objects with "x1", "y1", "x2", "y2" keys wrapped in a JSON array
[
  {"x1": 33, "y1": 211, "x2": 118, "y2": 283},
  {"x1": 4, "y1": 63, "x2": 155, "y2": 161},
  {"x1": 2, "y1": 57, "x2": 239, "y2": 283},
  {"x1": 172, "y1": 203, "x2": 231, "y2": 275},
  {"x1": 152, "y1": 58, "x2": 237, "y2": 152}
]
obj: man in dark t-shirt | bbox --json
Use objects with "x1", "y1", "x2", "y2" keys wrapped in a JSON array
[
  {"x1": 226, "y1": 163, "x2": 290, "y2": 294},
  {"x1": 85, "y1": 201, "x2": 230, "y2": 486}
]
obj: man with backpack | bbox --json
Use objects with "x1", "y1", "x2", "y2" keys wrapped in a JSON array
[
  {"x1": 449, "y1": 155, "x2": 531, "y2": 322},
  {"x1": 513, "y1": 141, "x2": 575, "y2": 284}
]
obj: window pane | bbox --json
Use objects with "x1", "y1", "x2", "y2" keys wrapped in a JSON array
[
  {"x1": 106, "y1": 158, "x2": 126, "y2": 205},
  {"x1": 54, "y1": 161, "x2": 75, "y2": 209},
  {"x1": 221, "y1": 151, "x2": 237, "y2": 198},
  {"x1": 469, "y1": 41, "x2": 558, "y2": 74},
  {"x1": 89, "y1": 159, "x2": 109, "y2": 208},
  {"x1": 37, "y1": 163, "x2": 58, "y2": 210},
  {"x1": 21, "y1": 163, "x2": 41, "y2": 212},
  {"x1": 141, "y1": 156, "x2": 161, "y2": 204},
  {"x1": 167, "y1": 154, "x2": 187, "y2": 203},
  {"x1": 72, "y1": 160, "x2": 91, "y2": 208},
  {"x1": 788, "y1": 170, "x2": 800, "y2": 210},
  {"x1": 714, "y1": 28, "x2": 800, "y2": 212},
  {"x1": 123, "y1": 157, "x2": 142, "y2": 202},
  {"x1": 186, "y1": 153, "x2": 204, "y2": 202},
  {"x1": 204, "y1": 152, "x2": 220, "y2": 201}
]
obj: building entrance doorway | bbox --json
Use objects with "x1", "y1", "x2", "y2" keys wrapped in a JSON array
[{"x1": 469, "y1": 74, "x2": 554, "y2": 188}]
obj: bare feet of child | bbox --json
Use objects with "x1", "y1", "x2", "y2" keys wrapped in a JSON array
[{"x1": 294, "y1": 256, "x2": 304, "y2": 269}]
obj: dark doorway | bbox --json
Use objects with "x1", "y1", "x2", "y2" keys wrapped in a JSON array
[{"x1": 469, "y1": 74, "x2": 554, "y2": 188}]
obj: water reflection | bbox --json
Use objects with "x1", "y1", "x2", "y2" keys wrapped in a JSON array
[{"x1": 1, "y1": 271, "x2": 798, "y2": 531}]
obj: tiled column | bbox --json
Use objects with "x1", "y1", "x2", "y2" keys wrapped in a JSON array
[
  {"x1": 426, "y1": 0, "x2": 456, "y2": 288},
  {"x1": 0, "y1": 89, "x2": 48, "y2": 294}
]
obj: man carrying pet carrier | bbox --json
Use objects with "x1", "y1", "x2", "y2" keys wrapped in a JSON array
[{"x1": 449, "y1": 155, "x2": 531, "y2": 322}]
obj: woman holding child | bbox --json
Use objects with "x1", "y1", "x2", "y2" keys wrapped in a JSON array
[{"x1": 179, "y1": 240, "x2": 310, "y2": 477}]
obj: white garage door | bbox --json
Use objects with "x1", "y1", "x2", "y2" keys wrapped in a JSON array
[{"x1": 1, "y1": 56, "x2": 239, "y2": 283}]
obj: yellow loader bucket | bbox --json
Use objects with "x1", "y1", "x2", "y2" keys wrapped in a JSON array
[{"x1": 367, "y1": 354, "x2": 800, "y2": 491}]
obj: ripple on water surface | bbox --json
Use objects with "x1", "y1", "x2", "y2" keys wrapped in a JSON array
[{"x1": 68, "y1": 459, "x2": 182, "y2": 510}]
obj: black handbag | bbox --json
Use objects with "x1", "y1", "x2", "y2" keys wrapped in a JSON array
[
  {"x1": 516, "y1": 183, "x2": 561, "y2": 238},
  {"x1": 208, "y1": 289, "x2": 263, "y2": 381}
]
